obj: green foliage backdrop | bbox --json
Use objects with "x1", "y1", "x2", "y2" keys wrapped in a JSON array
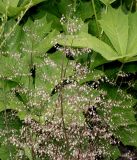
[{"x1": 0, "y1": 0, "x2": 137, "y2": 159}]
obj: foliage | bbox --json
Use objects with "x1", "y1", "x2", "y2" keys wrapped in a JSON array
[
  {"x1": 58, "y1": 6, "x2": 137, "y2": 62},
  {"x1": 0, "y1": 0, "x2": 137, "y2": 159}
]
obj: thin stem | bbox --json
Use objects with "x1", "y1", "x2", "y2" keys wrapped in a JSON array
[
  {"x1": 63, "y1": 59, "x2": 69, "y2": 78},
  {"x1": 60, "y1": 91, "x2": 69, "y2": 147},
  {"x1": 59, "y1": 52, "x2": 69, "y2": 151},
  {"x1": 130, "y1": 0, "x2": 134, "y2": 12},
  {"x1": 91, "y1": 0, "x2": 100, "y2": 35}
]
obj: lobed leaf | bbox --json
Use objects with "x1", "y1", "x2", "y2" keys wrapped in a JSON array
[
  {"x1": 99, "y1": 7, "x2": 128, "y2": 56},
  {"x1": 58, "y1": 32, "x2": 118, "y2": 60}
]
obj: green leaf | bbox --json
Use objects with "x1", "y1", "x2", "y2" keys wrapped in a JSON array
[
  {"x1": 0, "y1": 84, "x2": 26, "y2": 113},
  {"x1": 76, "y1": 1, "x2": 94, "y2": 20},
  {"x1": 35, "y1": 51, "x2": 74, "y2": 93},
  {"x1": 3, "y1": 19, "x2": 22, "y2": 53},
  {"x1": 115, "y1": 125, "x2": 137, "y2": 147},
  {"x1": 99, "y1": 7, "x2": 137, "y2": 62},
  {"x1": 49, "y1": 84, "x2": 99, "y2": 125},
  {"x1": 110, "y1": 146, "x2": 121, "y2": 160},
  {"x1": 46, "y1": 13, "x2": 62, "y2": 31},
  {"x1": 123, "y1": 62, "x2": 137, "y2": 73},
  {"x1": 24, "y1": 147, "x2": 33, "y2": 160},
  {"x1": 98, "y1": 83, "x2": 137, "y2": 128},
  {"x1": 58, "y1": 32, "x2": 118, "y2": 60},
  {"x1": 32, "y1": 0, "x2": 46, "y2": 5},
  {"x1": 0, "y1": 146, "x2": 11, "y2": 160},
  {"x1": 0, "y1": 110, "x2": 22, "y2": 130},
  {"x1": 0, "y1": 55, "x2": 29, "y2": 82},
  {"x1": 126, "y1": 12, "x2": 137, "y2": 56},
  {"x1": 7, "y1": 6, "x2": 22, "y2": 17},
  {"x1": 98, "y1": 82, "x2": 137, "y2": 147},
  {"x1": 90, "y1": 53, "x2": 108, "y2": 69},
  {"x1": 59, "y1": 7, "x2": 137, "y2": 62},
  {"x1": 7, "y1": 0, "x2": 19, "y2": 7},
  {"x1": 21, "y1": 17, "x2": 57, "y2": 56},
  {"x1": 0, "y1": 111, "x2": 21, "y2": 159},
  {"x1": 19, "y1": 0, "x2": 45, "y2": 7},
  {"x1": 78, "y1": 69, "x2": 105, "y2": 84},
  {"x1": 110, "y1": 107, "x2": 136, "y2": 127},
  {"x1": 0, "y1": 1, "x2": 22, "y2": 17},
  {"x1": 0, "y1": 1, "x2": 6, "y2": 14},
  {"x1": 33, "y1": 15, "x2": 52, "y2": 39},
  {"x1": 88, "y1": 19, "x2": 101, "y2": 37},
  {"x1": 34, "y1": 29, "x2": 59, "y2": 55},
  {"x1": 100, "y1": 7, "x2": 128, "y2": 56},
  {"x1": 0, "y1": 0, "x2": 46, "y2": 17},
  {"x1": 99, "y1": 139, "x2": 120, "y2": 159},
  {"x1": 57, "y1": 0, "x2": 73, "y2": 15}
]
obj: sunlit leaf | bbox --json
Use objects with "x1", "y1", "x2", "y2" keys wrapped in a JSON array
[
  {"x1": 58, "y1": 32, "x2": 118, "y2": 60},
  {"x1": 58, "y1": 7, "x2": 137, "y2": 63},
  {"x1": 100, "y1": 7, "x2": 128, "y2": 56}
]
